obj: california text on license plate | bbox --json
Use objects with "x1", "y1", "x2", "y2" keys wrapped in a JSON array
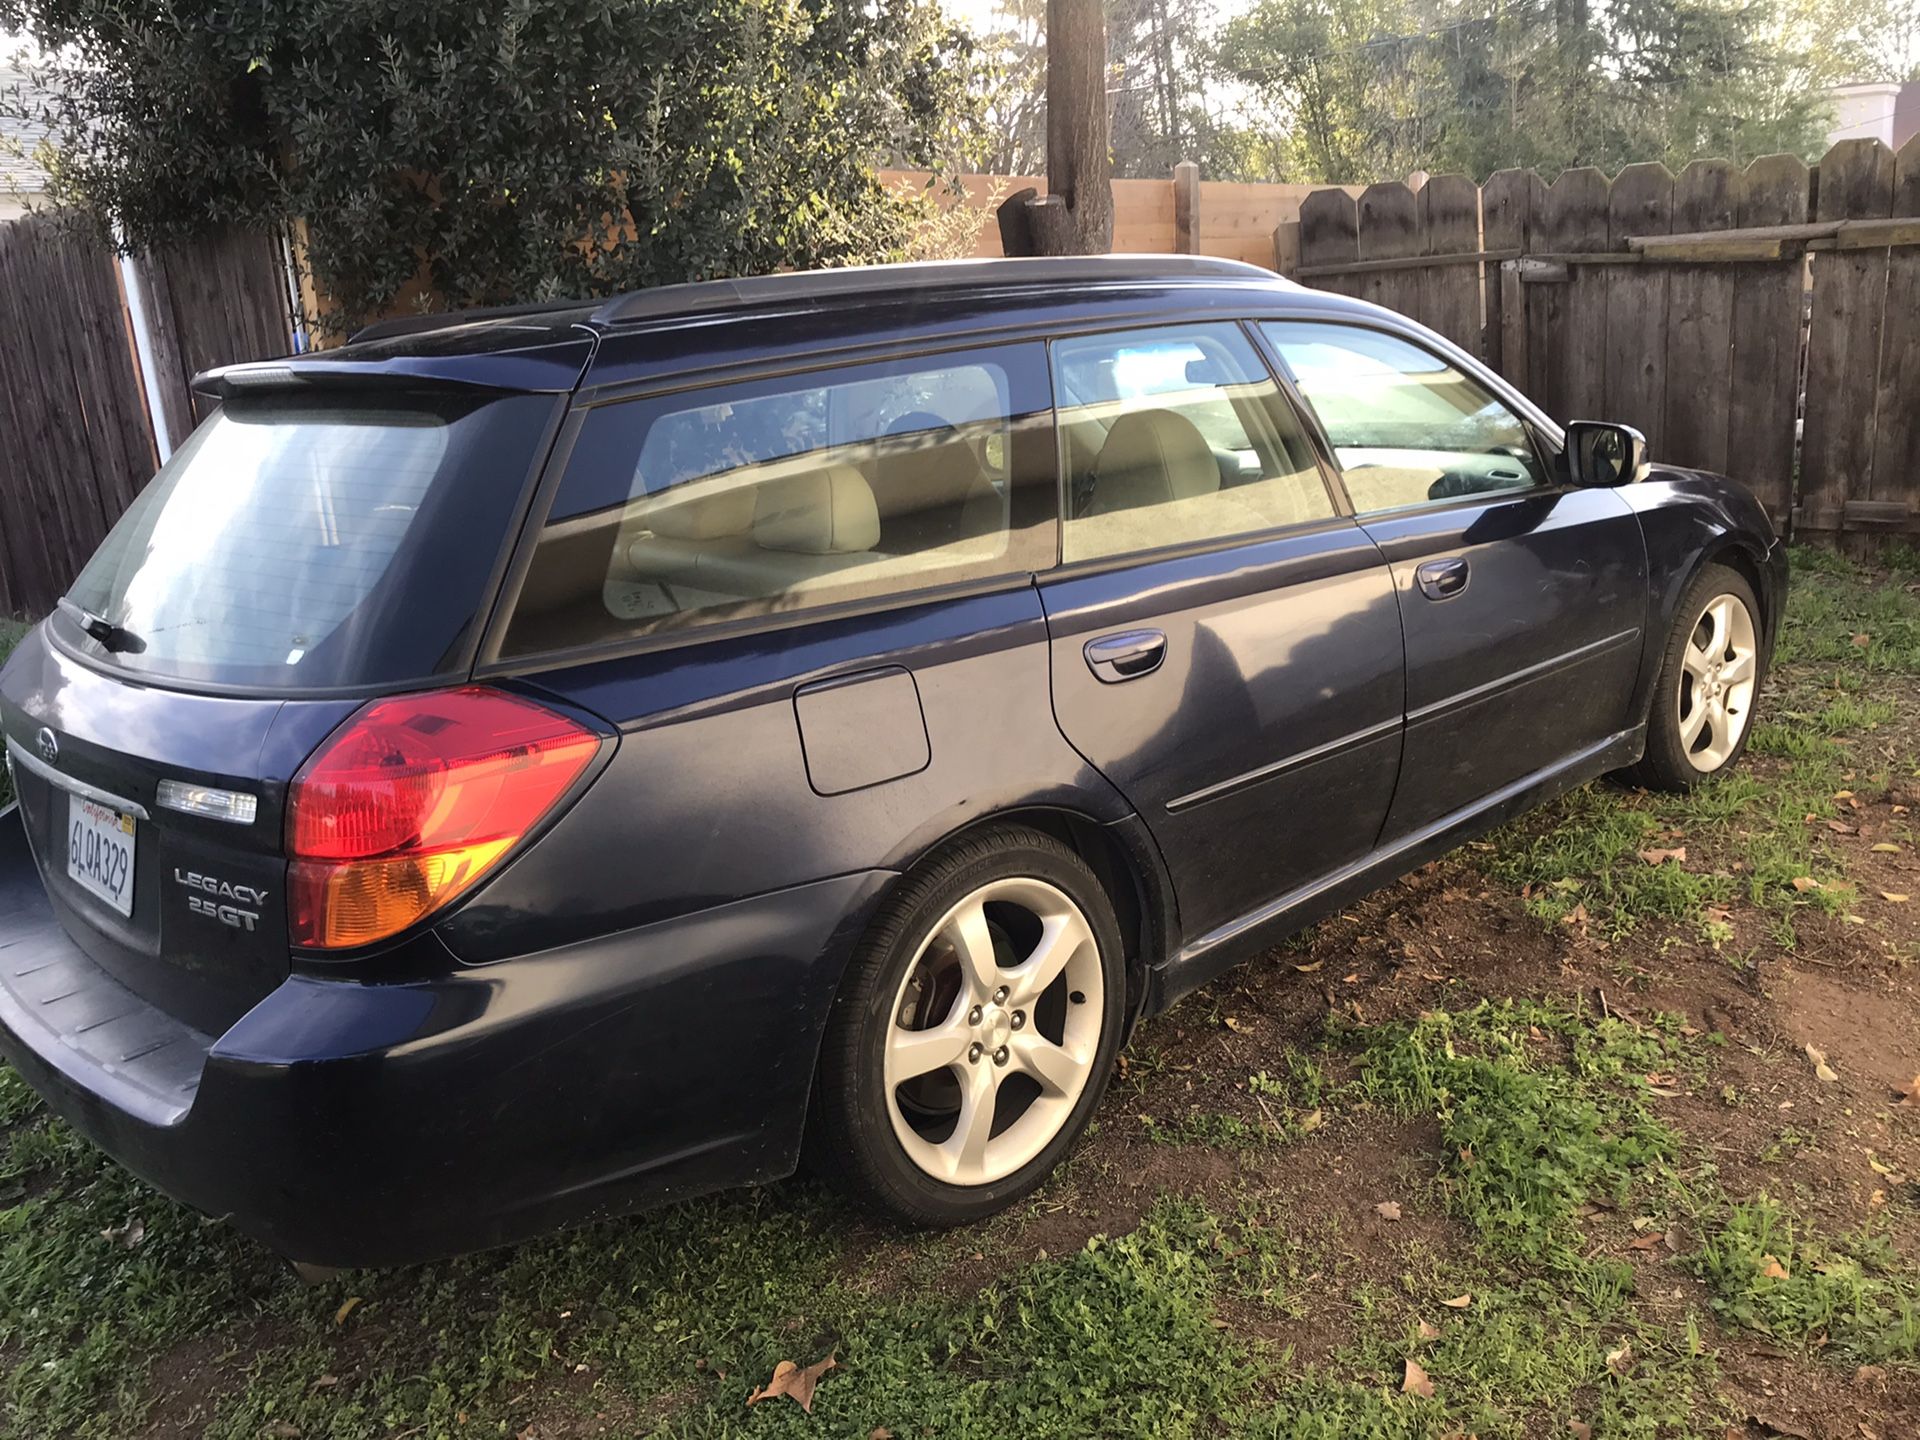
[{"x1": 67, "y1": 794, "x2": 136, "y2": 917}]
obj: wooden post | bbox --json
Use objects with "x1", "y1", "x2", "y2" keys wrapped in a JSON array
[
  {"x1": 1271, "y1": 220, "x2": 1300, "y2": 277},
  {"x1": 997, "y1": 0, "x2": 1112, "y2": 256},
  {"x1": 1173, "y1": 162, "x2": 1201, "y2": 254}
]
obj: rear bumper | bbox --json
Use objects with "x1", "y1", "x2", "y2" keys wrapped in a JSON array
[{"x1": 0, "y1": 808, "x2": 888, "y2": 1267}]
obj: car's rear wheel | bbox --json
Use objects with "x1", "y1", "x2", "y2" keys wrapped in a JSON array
[
  {"x1": 1628, "y1": 563, "x2": 1763, "y2": 790},
  {"x1": 807, "y1": 824, "x2": 1125, "y2": 1225}
]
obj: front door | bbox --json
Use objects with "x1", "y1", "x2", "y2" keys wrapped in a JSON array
[
  {"x1": 1262, "y1": 320, "x2": 1648, "y2": 838},
  {"x1": 1038, "y1": 321, "x2": 1405, "y2": 946}
]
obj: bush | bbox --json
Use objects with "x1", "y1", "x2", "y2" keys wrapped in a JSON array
[{"x1": 3, "y1": 0, "x2": 981, "y2": 333}]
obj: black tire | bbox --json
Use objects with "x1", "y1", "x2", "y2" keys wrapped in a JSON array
[
  {"x1": 805, "y1": 823, "x2": 1127, "y2": 1226},
  {"x1": 1625, "y1": 562, "x2": 1764, "y2": 791}
]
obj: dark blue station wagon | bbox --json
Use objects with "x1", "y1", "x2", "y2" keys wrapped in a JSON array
[{"x1": 0, "y1": 257, "x2": 1785, "y2": 1266}]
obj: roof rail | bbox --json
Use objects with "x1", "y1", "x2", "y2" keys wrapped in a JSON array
[
  {"x1": 588, "y1": 254, "x2": 1284, "y2": 328},
  {"x1": 348, "y1": 297, "x2": 593, "y2": 345}
]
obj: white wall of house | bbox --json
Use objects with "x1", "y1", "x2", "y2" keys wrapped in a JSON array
[{"x1": 1827, "y1": 80, "x2": 1912, "y2": 151}]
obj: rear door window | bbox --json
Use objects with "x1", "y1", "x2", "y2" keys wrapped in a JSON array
[
  {"x1": 500, "y1": 344, "x2": 1055, "y2": 658},
  {"x1": 59, "y1": 392, "x2": 557, "y2": 690},
  {"x1": 1053, "y1": 322, "x2": 1335, "y2": 562}
]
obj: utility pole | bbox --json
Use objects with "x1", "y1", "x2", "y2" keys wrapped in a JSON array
[{"x1": 996, "y1": 0, "x2": 1113, "y2": 256}]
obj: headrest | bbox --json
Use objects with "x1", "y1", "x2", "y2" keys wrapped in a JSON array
[
  {"x1": 753, "y1": 465, "x2": 881, "y2": 555},
  {"x1": 1092, "y1": 408, "x2": 1221, "y2": 513},
  {"x1": 644, "y1": 485, "x2": 756, "y2": 540},
  {"x1": 868, "y1": 429, "x2": 991, "y2": 518}
]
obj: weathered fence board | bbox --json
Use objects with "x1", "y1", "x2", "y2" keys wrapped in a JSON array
[
  {"x1": 1727, "y1": 154, "x2": 1809, "y2": 525},
  {"x1": 1284, "y1": 142, "x2": 1919, "y2": 547},
  {"x1": 0, "y1": 217, "x2": 153, "y2": 617},
  {"x1": 1482, "y1": 168, "x2": 1539, "y2": 386},
  {"x1": 1419, "y1": 174, "x2": 1482, "y2": 359},
  {"x1": 1663, "y1": 160, "x2": 1737, "y2": 474},
  {"x1": 1604, "y1": 163, "x2": 1673, "y2": 451},
  {"x1": 1869, "y1": 137, "x2": 1920, "y2": 530},
  {"x1": 0, "y1": 214, "x2": 291, "y2": 617},
  {"x1": 136, "y1": 228, "x2": 294, "y2": 450},
  {"x1": 1800, "y1": 140, "x2": 1898, "y2": 545}
]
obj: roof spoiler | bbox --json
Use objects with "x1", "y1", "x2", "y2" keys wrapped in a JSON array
[{"x1": 193, "y1": 344, "x2": 592, "y2": 399}]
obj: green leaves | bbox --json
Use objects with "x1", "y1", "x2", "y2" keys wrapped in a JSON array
[{"x1": 8, "y1": 0, "x2": 976, "y2": 333}]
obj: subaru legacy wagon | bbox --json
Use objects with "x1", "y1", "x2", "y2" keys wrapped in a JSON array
[{"x1": 0, "y1": 256, "x2": 1785, "y2": 1267}]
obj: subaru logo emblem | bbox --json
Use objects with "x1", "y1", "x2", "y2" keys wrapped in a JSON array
[{"x1": 34, "y1": 728, "x2": 57, "y2": 766}]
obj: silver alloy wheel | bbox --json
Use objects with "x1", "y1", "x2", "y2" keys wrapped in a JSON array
[
  {"x1": 882, "y1": 877, "x2": 1104, "y2": 1186},
  {"x1": 1676, "y1": 590, "x2": 1759, "y2": 772}
]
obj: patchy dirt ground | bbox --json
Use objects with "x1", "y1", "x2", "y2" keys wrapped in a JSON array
[{"x1": 6, "y1": 552, "x2": 1920, "y2": 1440}]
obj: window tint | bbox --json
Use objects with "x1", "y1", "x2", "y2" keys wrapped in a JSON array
[
  {"x1": 1052, "y1": 323, "x2": 1334, "y2": 563},
  {"x1": 502, "y1": 346, "x2": 1051, "y2": 656},
  {"x1": 61, "y1": 393, "x2": 553, "y2": 690},
  {"x1": 1262, "y1": 322, "x2": 1546, "y2": 515}
]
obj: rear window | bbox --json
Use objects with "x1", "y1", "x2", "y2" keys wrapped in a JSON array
[{"x1": 59, "y1": 392, "x2": 555, "y2": 691}]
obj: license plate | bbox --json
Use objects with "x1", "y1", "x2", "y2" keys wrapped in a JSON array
[{"x1": 67, "y1": 794, "x2": 136, "y2": 917}]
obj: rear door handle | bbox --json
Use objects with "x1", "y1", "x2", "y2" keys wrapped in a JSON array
[
  {"x1": 1084, "y1": 629, "x2": 1167, "y2": 683},
  {"x1": 1415, "y1": 557, "x2": 1470, "y2": 601}
]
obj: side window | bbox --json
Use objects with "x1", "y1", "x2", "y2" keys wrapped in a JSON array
[
  {"x1": 1262, "y1": 322, "x2": 1547, "y2": 516},
  {"x1": 1052, "y1": 322, "x2": 1335, "y2": 563},
  {"x1": 500, "y1": 346, "x2": 1051, "y2": 657}
]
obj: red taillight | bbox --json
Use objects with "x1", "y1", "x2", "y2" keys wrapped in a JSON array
[{"x1": 287, "y1": 687, "x2": 600, "y2": 949}]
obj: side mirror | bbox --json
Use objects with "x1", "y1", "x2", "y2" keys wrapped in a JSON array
[{"x1": 1564, "y1": 421, "x2": 1649, "y2": 487}]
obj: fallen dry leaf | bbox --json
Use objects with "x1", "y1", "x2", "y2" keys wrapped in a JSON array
[
  {"x1": 1895, "y1": 1076, "x2": 1920, "y2": 1107},
  {"x1": 1805, "y1": 1044, "x2": 1839, "y2": 1083},
  {"x1": 1223, "y1": 1016, "x2": 1246, "y2": 1033},
  {"x1": 333, "y1": 1296, "x2": 362, "y2": 1327},
  {"x1": 1441, "y1": 1294, "x2": 1472, "y2": 1308},
  {"x1": 747, "y1": 1354, "x2": 838, "y2": 1414},
  {"x1": 1637, "y1": 847, "x2": 1687, "y2": 865},
  {"x1": 1791, "y1": 876, "x2": 1822, "y2": 893},
  {"x1": 869, "y1": 1428, "x2": 896, "y2": 1440},
  {"x1": 1569, "y1": 1422, "x2": 1593, "y2": 1440},
  {"x1": 1401, "y1": 1358, "x2": 1434, "y2": 1399},
  {"x1": 1375, "y1": 1200, "x2": 1403, "y2": 1222},
  {"x1": 1417, "y1": 1320, "x2": 1441, "y2": 1340},
  {"x1": 99, "y1": 1217, "x2": 145, "y2": 1250},
  {"x1": 1871, "y1": 842, "x2": 1902, "y2": 853},
  {"x1": 1882, "y1": 892, "x2": 1910, "y2": 903},
  {"x1": 1298, "y1": 1108, "x2": 1325, "y2": 1133},
  {"x1": 1629, "y1": 1232, "x2": 1667, "y2": 1251},
  {"x1": 1758, "y1": 1254, "x2": 1790, "y2": 1279},
  {"x1": 1828, "y1": 820, "x2": 1859, "y2": 835},
  {"x1": 1293, "y1": 961, "x2": 1324, "y2": 973},
  {"x1": 1853, "y1": 632, "x2": 1872, "y2": 647},
  {"x1": 1605, "y1": 1342, "x2": 1634, "y2": 1374}
]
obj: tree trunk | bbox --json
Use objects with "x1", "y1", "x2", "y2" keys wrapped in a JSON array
[{"x1": 997, "y1": 0, "x2": 1112, "y2": 256}]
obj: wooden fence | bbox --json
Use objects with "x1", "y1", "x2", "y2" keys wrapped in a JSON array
[
  {"x1": 1295, "y1": 138, "x2": 1920, "y2": 543},
  {"x1": 0, "y1": 214, "x2": 291, "y2": 616},
  {"x1": 878, "y1": 166, "x2": 1341, "y2": 270}
]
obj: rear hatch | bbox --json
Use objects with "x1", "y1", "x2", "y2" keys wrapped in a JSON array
[{"x1": 0, "y1": 383, "x2": 567, "y2": 1035}]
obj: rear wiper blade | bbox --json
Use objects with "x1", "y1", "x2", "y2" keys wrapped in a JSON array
[{"x1": 56, "y1": 598, "x2": 146, "y2": 655}]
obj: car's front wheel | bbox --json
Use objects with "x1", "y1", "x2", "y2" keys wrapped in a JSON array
[
  {"x1": 807, "y1": 824, "x2": 1126, "y2": 1225},
  {"x1": 1629, "y1": 562, "x2": 1764, "y2": 790}
]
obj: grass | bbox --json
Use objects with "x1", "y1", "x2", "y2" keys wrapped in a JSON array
[
  {"x1": 1489, "y1": 545, "x2": 1920, "y2": 944},
  {"x1": 3, "y1": 558, "x2": 1920, "y2": 1436}
]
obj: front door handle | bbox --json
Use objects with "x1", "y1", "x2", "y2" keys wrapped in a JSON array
[
  {"x1": 1415, "y1": 557, "x2": 1470, "y2": 601},
  {"x1": 1084, "y1": 629, "x2": 1167, "y2": 683}
]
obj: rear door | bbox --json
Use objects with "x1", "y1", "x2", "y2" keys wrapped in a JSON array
[
  {"x1": 1262, "y1": 320, "x2": 1648, "y2": 838},
  {"x1": 1037, "y1": 321, "x2": 1404, "y2": 947},
  {"x1": 0, "y1": 388, "x2": 560, "y2": 1033}
]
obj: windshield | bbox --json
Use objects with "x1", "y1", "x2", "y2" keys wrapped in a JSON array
[{"x1": 59, "y1": 391, "x2": 555, "y2": 691}]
